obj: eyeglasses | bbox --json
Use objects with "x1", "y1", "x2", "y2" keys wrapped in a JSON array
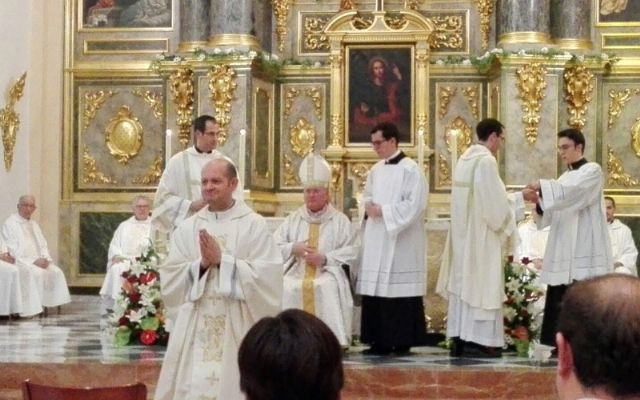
[
  {"x1": 202, "y1": 130, "x2": 219, "y2": 137},
  {"x1": 371, "y1": 139, "x2": 388, "y2": 147},
  {"x1": 558, "y1": 144, "x2": 575, "y2": 152}
]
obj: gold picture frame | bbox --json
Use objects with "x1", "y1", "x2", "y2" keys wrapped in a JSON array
[
  {"x1": 596, "y1": 0, "x2": 640, "y2": 26},
  {"x1": 78, "y1": 0, "x2": 175, "y2": 32}
]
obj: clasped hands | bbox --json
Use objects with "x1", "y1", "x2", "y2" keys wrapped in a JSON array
[
  {"x1": 292, "y1": 241, "x2": 326, "y2": 267},
  {"x1": 199, "y1": 229, "x2": 221, "y2": 270},
  {"x1": 521, "y1": 180, "x2": 541, "y2": 204}
]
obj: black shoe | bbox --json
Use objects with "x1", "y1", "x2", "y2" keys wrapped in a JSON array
[
  {"x1": 393, "y1": 346, "x2": 411, "y2": 355},
  {"x1": 362, "y1": 345, "x2": 393, "y2": 355},
  {"x1": 449, "y1": 337, "x2": 464, "y2": 357},
  {"x1": 460, "y1": 342, "x2": 502, "y2": 358}
]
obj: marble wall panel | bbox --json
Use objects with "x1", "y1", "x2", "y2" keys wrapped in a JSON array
[
  {"x1": 502, "y1": 69, "x2": 560, "y2": 185},
  {"x1": 79, "y1": 211, "x2": 130, "y2": 274},
  {"x1": 425, "y1": 219, "x2": 449, "y2": 332}
]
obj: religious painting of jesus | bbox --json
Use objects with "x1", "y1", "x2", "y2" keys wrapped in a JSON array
[{"x1": 346, "y1": 45, "x2": 413, "y2": 145}]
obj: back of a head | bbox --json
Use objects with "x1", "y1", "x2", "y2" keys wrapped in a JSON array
[
  {"x1": 476, "y1": 118, "x2": 503, "y2": 141},
  {"x1": 238, "y1": 309, "x2": 344, "y2": 400},
  {"x1": 558, "y1": 274, "x2": 640, "y2": 398}
]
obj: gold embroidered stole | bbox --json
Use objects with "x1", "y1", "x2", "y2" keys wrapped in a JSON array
[{"x1": 302, "y1": 223, "x2": 320, "y2": 314}]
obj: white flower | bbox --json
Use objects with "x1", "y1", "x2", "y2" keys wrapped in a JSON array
[
  {"x1": 563, "y1": 51, "x2": 571, "y2": 57},
  {"x1": 313, "y1": 61, "x2": 322, "y2": 68},
  {"x1": 248, "y1": 51, "x2": 257, "y2": 58},
  {"x1": 461, "y1": 59, "x2": 471, "y2": 66},
  {"x1": 503, "y1": 307, "x2": 517, "y2": 321},
  {"x1": 601, "y1": 53, "x2": 609, "y2": 61},
  {"x1": 540, "y1": 47, "x2": 548, "y2": 53},
  {"x1": 173, "y1": 56, "x2": 181, "y2": 62},
  {"x1": 155, "y1": 53, "x2": 165, "y2": 60},
  {"x1": 226, "y1": 47, "x2": 235, "y2": 54},
  {"x1": 213, "y1": 47, "x2": 221, "y2": 54},
  {"x1": 506, "y1": 278, "x2": 521, "y2": 293},
  {"x1": 272, "y1": 54, "x2": 279, "y2": 61},
  {"x1": 127, "y1": 308, "x2": 145, "y2": 323},
  {"x1": 518, "y1": 49, "x2": 527, "y2": 56},
  {"x1": 577, "y1": 55, "x2": 585, "y2": 62},
  {"x1": 490, "y1": 48, "x2": 504, "y2": 54},
  {"x1": 197, "y1": 53, "x2": 206, "y2": 61},
  {"x1": 435, "y1": 59, "x2": 445, "y2": 65},
  {"x1": 129, "y1": 261, "x2": 146, "y2": 277},
  {"x1": 480, "y1": 51, "x2": 490, "y2": 59}
]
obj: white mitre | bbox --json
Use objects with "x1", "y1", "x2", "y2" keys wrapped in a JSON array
[{"x1": 298, "y1": 153, "x2": 331, "y2": 189}]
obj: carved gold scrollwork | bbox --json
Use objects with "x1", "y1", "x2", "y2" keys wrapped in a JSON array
[
  {"x1": 384, "y1": 13, "x2": 408, "y2": 30},
  {"x1": 272, "y1": 0, "x2": 294, "y2": 52},
  {"x1": 290, "y1": 118, "x2": 316, "y2": 157},
  {"x1": 428, "y1": 16, "x2": 464, "y2": 50},
  {"x1": 438, "y1": 86, "x2": 457, "y2": 120},
  {"x1": 284, "y1": 87, "x2": 323, "y2": 119},
  {"x1": 416, "y1": 113, "x2": 428, "y2": 133},
  {"x1": 83, "y1": 90, "x2": 116, "y2": 132},
  {"x1": 330, "y1": 114, "x2": 343, "y2": 147},
  {"x1": 0, "y1": 72, "x2": 26, "y2": 171},
  {"x1": 600, "y1": 0, "x2": 628, "y2": 15},
  {"x1": 404, "y1": 0, "x2": 424, "y2": 10},
  {"x1": 516, "y1": 63, "x2": 547, "y2": 145},
  {"x1": 438, "y1": 153, "x2": 452, "y2": 186},
  {"x1": 340, "y1": 0, "x2": 356, "y2": 10},
  {"x1": 351, "y1": 163, "x2": 372, "y2": 193},
  {"x1": 284, "y1": 88, "x2": 299, "y2": 117},
  {"x1": 283, "y1": 153, "x2": 299, "y2": 186},
  {"x1": 105, "y1": 106, "x2": 144, "y2": 164},
  {"x1": 82, "y1": 146, "x2": 117, "y2": 184},
  {"x1": 476, "y1": 0, "x2": 495, "y2": 50},
  {"x1": 132, "y1": 89, "x2": 163, "y2": 120},
  {"x1": 352, "y1": 13, "x2": 374, "y2": 30},
  {"x1": 462, "y1": 86, "x2": 480, "y2": 119},
  {"x1": 132, "y1": 155, "x2": 163, "y2": 185},
  {"x1": 303, "y1": 15, "x2": 331, "y2": 52},
  {"x1": 169, "y1": 68, "x2": 194, "y2": 148},
  {"x1": 607, "y1": 145, "x2": 639, "y2": 186},
  {"x1": 445, "y1": 117, "x2": 472, "y2": 155},
  {"x1": 208, "y1": 64, "x2": 237, "y2": 146},
  {"x1": 331, "y1": 162, "x2": 342, "y2": 193},
  {"x1": 563, "y1": 65, "x2": 594, "y2": 129},
  {"x1": 631, "y1": 117, "x2": 640, "y2": 158},
  {"x1": 607, "y1": 89, "x2": 640, "y2": 128}
]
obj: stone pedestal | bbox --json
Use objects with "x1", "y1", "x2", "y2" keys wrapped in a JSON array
[{"x1": 497, "y1": 0, "x2": 551, "y2": 49}]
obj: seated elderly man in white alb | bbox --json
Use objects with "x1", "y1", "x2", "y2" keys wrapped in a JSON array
[
  {"x1": 2, "y1": 195, "x2": 70, "y2": 313},
  {"x1": 274, "y1": 153, "x2": 359, "y2": 347},
  {"x1": 605, "y1": 196, "x2": 638, "y2": 276},
  {"x1": 99, "y1": 195, "x2": 152, "y2": 311}
]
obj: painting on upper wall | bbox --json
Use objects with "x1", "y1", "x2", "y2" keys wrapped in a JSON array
[
  {"x1": 80, "y1": 0, "x2": 173, "y2": 30},
  {"x1": 597, "y1": 0, "x2": 640, "y2": 25},
  {"x1": 346, "y1": 45, "x2": 414, "y2": 145}
]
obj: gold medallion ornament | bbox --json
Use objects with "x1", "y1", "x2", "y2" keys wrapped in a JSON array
[
  {"x1": 516, "y1": 63, "x2": 547, "y2": 145},
  {"x1": 0, "y1": 72, "x2": 26, "y2": 171},
  {"x1": 105, "y1": 106, "x2": 144, "y2": 165},
  {"x1": 607, "y1": 145, "x2": 639, "y2": 187},
  {"x1": 169, "y1": 68, "x2": 195, "y2": 148},
  {"x1": 445, "y1": 117, "x2": 472, "y2": 155},
  {"x1": 289, "y1": 118, "x2": 316, "y2": 157},
  {"x1": 563, "y1": 65, "x2": 594, "y2": 129},
  {"x1": 208, "y1": 65, "x2": 237, "y2": 147}
]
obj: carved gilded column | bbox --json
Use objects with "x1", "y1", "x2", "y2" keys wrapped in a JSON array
[
  {"x1": 550, "y1": 0, "x2": 592, "y2": 51},
  {"x1": 209, "y1": 0, "x2": 260, "y2": 50},
  {"x1": 497, "y1": 0, "x2": 551, "y2": 48},
  {"x1": 178, "y1": 0, "x2": 209, "y2": 52}
]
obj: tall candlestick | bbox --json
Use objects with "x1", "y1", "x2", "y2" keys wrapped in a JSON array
[
  {"x1": 417, "y1": 128, "x2": 424, "y2": 172},
  {"x1": 239, "y1": 129, "x2": 246, "y2": 182},
  {"x1": 165, "y1": 129, "x2": 172, "y2": 166}
]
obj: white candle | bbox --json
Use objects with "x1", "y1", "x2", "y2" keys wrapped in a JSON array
[
  {"x1": 165, "y1": 129, "x2": 172, "y2": 166},
  {"x1": 417, "y1": 128, "x2": 424, "y2": 171},
  {"x1": 239, "y1": 129, "x2": 247, "y2": 182},
  {"x1": 450, "y1": 129, "x2": 459, "y2": 173}
]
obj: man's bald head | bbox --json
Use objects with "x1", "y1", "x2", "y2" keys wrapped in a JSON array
[
  {"x1": 201, "y1": 158, "x2": 238, "y2": 211},
  {"x1": 202, "y1": 158, "x2": 237, "y2": 180}
]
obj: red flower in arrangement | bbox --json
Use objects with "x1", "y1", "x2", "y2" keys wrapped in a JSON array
[
  {"x1": 140, "y1": 330, "x2": 158, "y2": 346},
  {"x1": 118, "y1": 316, "x2": 129, "y2": 326},
  {"x1": 140, "y1": 272, "x2": 156, "y2": 285},
  {"x1": 129, "y1": 292, "x2": 141, "y2": 304},
  {"x1": 512, "y1": 326, "x2": 529, "y2": 341},
  {"x1": 521, "y1": 257, "x2": 530, "y2": 265}
]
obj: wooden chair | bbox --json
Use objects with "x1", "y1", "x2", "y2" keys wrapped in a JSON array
[{"x1": 22, "y1": 379, "x2": 147, "y2": 400}]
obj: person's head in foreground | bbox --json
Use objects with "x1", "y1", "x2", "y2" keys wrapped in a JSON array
[
  {"x1": 556, "y1": 274, "x2": 640, "y2": 400},
  {"x1": 238, "y1": 309, "x2": 344, "y2": 400}
]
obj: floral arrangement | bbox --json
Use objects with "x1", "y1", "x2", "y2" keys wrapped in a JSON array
[
  {"x1": 503, "y1": 257, "x2": 545, "y2": 356},
  {"x1": 110, "y1": 243, "x2": 168, "y2": 346}
]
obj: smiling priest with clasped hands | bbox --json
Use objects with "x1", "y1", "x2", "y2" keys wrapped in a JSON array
[{"x1": 155, "y1": 158, "x2": 282, "y2": 400}]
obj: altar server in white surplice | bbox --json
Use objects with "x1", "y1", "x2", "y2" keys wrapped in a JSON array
[
  {"x1": 152, "y1": 115, "x2": 243, "y2": 234},
  {"x1": 605, "y1": 196, "x2": 638, "y2": 276},
  {"x1": 155, "y1": 159, "x2": 282, "y2": 400},
  {"x1": 356, "y1": 122, "x2": 428, "y2": 356},
  {"x1": 2, "y1": 195, "x2": 70, "y2": 309},
  {"x1": 438, "y1": 118, "x2": 537, "y2": 357},
  {"x1": 0, "y1": 236, "x2": 23, "y2": 316},
  {"x1": 99, "y1": 195, "x2": 152, "y2": 311},
  {"x1": 274, "y1": 153, "x2": 358, "y2": 347},
  {"x1": 528, "y1": 128, "x2": 612, "y2": 349}
]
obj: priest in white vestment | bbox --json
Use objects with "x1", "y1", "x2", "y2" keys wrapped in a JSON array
[
  {"x1": 528, "y1": 128, "x2": 612, "y2": 348},
  {"x1": 155, "y1": 159, "x2": 282, "y2": 400},
  {"x1": 518, "y1": 214, "x2": 550, "y2": 269},
  {"x1": 152, "y1": 115, "x2": 243, "y2": 234},
  {"x1": 605, "y1": 196, "x2": 638, "y2": 276},
  {"x1": 99, "y1": 195, "x2": 152, "y2": 311},
  {"x1": 437, "y1": 119, "x2": 536, "y2": 357},
  {"x1": 274, "y1": 153, "x2": 358, "y2": 347},
  {"x1": 1, "y1": 195, "x2": 71, "y2": 310},
  {"x1": 0, "y1": 237, "x2": 23, "y2": 316},
  {"x1": 356, "y1": 122, "x2": 428, "y2": 355}
]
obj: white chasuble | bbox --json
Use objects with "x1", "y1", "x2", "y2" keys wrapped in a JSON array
[
  {"x1": 537, "y1": 162, "x2": 612, "y2": 285},
  {"x1": 609, "y1": 219, "x2": 638, "y2": 276},
  {"x1": 155, "y1": 202, "x2": 282, "y2": 400},
  {"x1": 274, "y1": 204, "x2": 359, "y2": 346},
  {"x1": 2, "y1": 213, "x2": 70, "y2": 309},
  {"x1": 357, "y1": 157, "x2": 427, "y2": 298},
  {"x1": 437, "y1": 144, "x2": 524, "y2": 347},
  {"x1": 151, "y1": 147, "x2": 243, "y2": 233}
]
